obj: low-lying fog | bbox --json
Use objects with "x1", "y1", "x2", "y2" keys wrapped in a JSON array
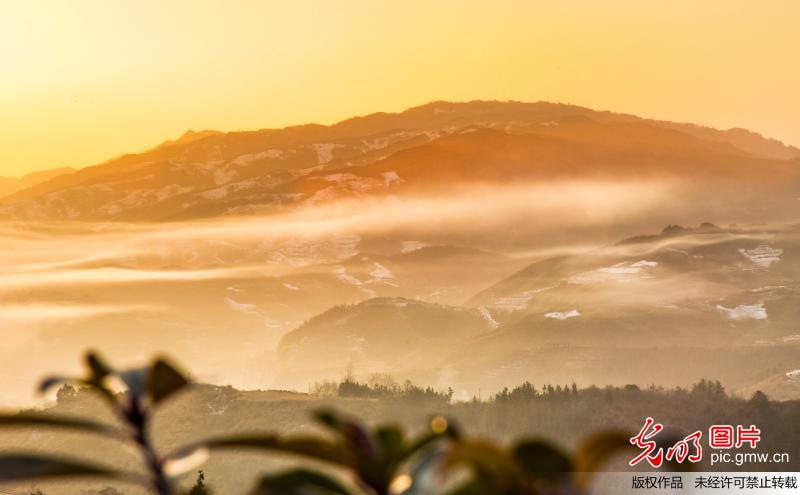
[{"x1": 0, "y1": 179, "x2": 795, "y2": 406}]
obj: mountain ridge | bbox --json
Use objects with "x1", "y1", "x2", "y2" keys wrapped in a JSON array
[
  {"x1": 0, "y1": 166, "x2": 76, "y2": 198},
  {"x1": 1, "y1": 100, "x2": 798, "y2": 221}
]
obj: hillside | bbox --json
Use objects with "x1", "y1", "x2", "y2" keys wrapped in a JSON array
[
  {"x1": 3, "y1": 379, "x2": 800, "y2": 494},
  {"x1": 0, "y1": 167, "x2": 75, "y2": 197},
  {"x1": 275, "y1": 297, "x2": 494, "y2": 388},
  {"x1": 2, "y1": 101, "x2": 800, "y2": 409},
  {"x1": 270, "y1": 224, "x2": 800, "y2": 398},
  {"x1": 1, "y1": 101, "x2": 797, "y2": 221}
]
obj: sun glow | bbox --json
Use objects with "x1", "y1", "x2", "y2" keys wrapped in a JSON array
[{"x1": 1, "y1": 0, "x2": 799, "y2": 176}]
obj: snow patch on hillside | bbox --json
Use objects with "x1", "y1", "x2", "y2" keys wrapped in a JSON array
[
  {"x1": 309, "y1": 173, "x2": 402, "y2": 204},
  {"x1": 477, "y1": 305, "x2": 499, "y2": 329},
  {"x1": 544, "y1": 309, "x2": 580, "y2": 320},
  {"x1": 324, "y1": 173, "x2": 358, "y2": 184},
  {"x1": 751, "y1": 285, "x2": 788, "y2": 293},
  {"x1": 786, "y1": 370, "x2": 800, "y2": 380},
  {"x1": 334, "y1": 267, "x2": 376, "y2": 296},
  {"x1": 489, "y1": 287, "x2": 554, "y2": 312},
  {"x1": 568, "y1": 260, "x2": 658, "y2": 284},
  {"x1": 368, "y1": 260, "x2": 396, "y2": 285},
  {"x1": 401, "y1": 241, "x2": 428, "y2": 253},
  {"x1": 99, "y1": 185, "x2": 194, "y2": 215},
  {"x1": 230, "y1": 149, "x2": 283, "y2": 166},
  {"x1": 312, "y1": 144, "x2": 345, "y2": 165},
  {"x1": 382, "y1": 171, "x2": 402, "y2": 184},
  {"x1": 213, "y1": 167, "x2": 237, "y2": 185},
  {"x1": 224, "y1": 297, "x2": 258, "y2": 315},
  {"x1": 716, "y1": 303, "x2": 767, "y2": 320},
  {"x1": 740, "y1": 245, "x2": 782, "y2": 268},
  {"x1": 265, "y1": 234, "x2": 360, "y2": 267},
  {"x1": 200, "y1": 187, "x2": 229, "y2": 200},
  {"x1": 361, "y1": 131, "x2": 438, "y2": 151}
]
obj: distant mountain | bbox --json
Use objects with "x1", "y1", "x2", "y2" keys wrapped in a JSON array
[
  {"x1": 1, "y1": 101, "x2": 797, "y2": 221},
  {"x1": 275, "y1": 297, "x2": 494, "y2": 388},
  {"x1": 149, "y1": 129, "x2": 223, "y2": 151},
  {"x1": 268, "y1": 224, "x2": 800, "y2": 397},
  {"x1": 446, "y1": 224, "x2": 800, "y2": 391},
  {"x1": 618, "y1": 222, "x2": 722, "y2": 245},
  {"x1": 467, "y1": 223, "x2": 799, "y2": 333},
  {"x1": 737, "y1": 370, "x2": 800, "y2": 401},
  {"x1": 0, "y1": 167, "x2": 75, "y2": 198}
]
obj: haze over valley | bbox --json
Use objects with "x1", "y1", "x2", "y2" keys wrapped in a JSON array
[{"x1": 1, "y1": 100, "x2": 799, "y2": 406}]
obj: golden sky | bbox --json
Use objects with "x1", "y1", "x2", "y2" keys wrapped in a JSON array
[{"x1": 1, "y1": 0, "x2": 798, "y2": 176}]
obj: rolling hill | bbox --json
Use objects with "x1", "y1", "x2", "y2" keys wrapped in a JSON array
[
  {"x1": 1, "y1": 100, "x2": 797, "y2": 221},
  {"x1": 272, "y1": 224, "x2": 800, "y2": 398},
  {"x1": 275, "y1": 297, "x2": 494, "y2": 389}
]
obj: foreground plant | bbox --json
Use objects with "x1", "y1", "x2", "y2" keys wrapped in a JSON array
[
  {"x1": 442, "y1": 432, "x2": 634, "y2": 495},
  {"x1": 0, "y1": 353, "x2": 457, "y2": 495},
  {"x1": 172, "y1": 409, "x2": 458, "y2": 495},
  {"x1": 0, "y1": 351, "x2": 192, "y2": 494},
  {"x1": 0, "y1": 352, "x2": 631, "y2": 495}
]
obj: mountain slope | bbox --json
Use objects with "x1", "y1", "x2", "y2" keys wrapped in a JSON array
[
  {"x1": 1, "y1": 101, "x2": 797, "y2": 221},
  {"x1": 266, "y1": 224, "x2": 800, "y2": 397},
  {"x1": 0, "y1": 167, "x2": 75, "y2": 198},
  {"x1": 274, "y1": 297, "x2": 494, "y2": 388},
  {"x1": 441, "y1": 224, "x2": 800, "y2": 392}
]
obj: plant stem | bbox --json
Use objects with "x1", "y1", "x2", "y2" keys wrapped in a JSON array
[
  {"x1": 127, "y1": 397, "x2": 172, "y2": 495},
  {"x1": 136, "y1": 426, "x2": 172, "y2": 495}
]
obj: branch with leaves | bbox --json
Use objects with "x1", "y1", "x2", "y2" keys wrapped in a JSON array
[
  {"x1": 0, "y1": 352, "x2": 191, "y2": 494},
  {"x1": 0, "y1": 352, "x2": 633, "y2": 495}
]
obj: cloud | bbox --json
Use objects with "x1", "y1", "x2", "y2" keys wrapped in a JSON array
[
  {"x1": 0, "y1": 179, "x2": 675, "y2": 293},
  {"x1": 0, "y1": 303, "x2": 163, "y2": 327}
]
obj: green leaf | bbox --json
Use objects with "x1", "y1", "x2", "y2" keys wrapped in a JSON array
[
  {"x1": 374, "y1": 426, "x2": 406, "y2": 461},
  {"x1": 192, "y1": 434, "x2": 353, "y2": 466},
  {"x1": 148, "y1": 358, "x2": 190, "y2": 404},
  {"x1": 512, "y1": 440, "x2": 572, "y2": 482},
  {"x1": 0, "y1": 413, "x2": 123, "y2": 438},
  {"x1": 253, "y1": 468, "x2": 353, "y2": 495},
  {"x1": 0, "y1": 454, "x2": 120, "y2": 482}
]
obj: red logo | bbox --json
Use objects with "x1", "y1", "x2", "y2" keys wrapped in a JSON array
[
  {"x1": 709, "y1": 425, "x2": 734, "y2": 449},
  {"x1": 631, "y1": 419, "x2": 764, "y2": 467},
  {"x1": 736, "y1": 425, "x2": 761, "y2": 448},
  {"x1": 629, "y1": 417, "x2": 703, "y2": 467}
]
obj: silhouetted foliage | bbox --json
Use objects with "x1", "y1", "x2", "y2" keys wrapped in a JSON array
[
  {"x1": 335, "y1": 377, "x2": 454, "y2": 404},
  {"x1": 0, "y1": 352, "x2": 632, "y2": 495},
  {"x1": 0, "y1": 351, "x2": 190, "y2": 494},
  {"x1": 55, "y1": 384, "x2": 77, "y2": 404}
]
